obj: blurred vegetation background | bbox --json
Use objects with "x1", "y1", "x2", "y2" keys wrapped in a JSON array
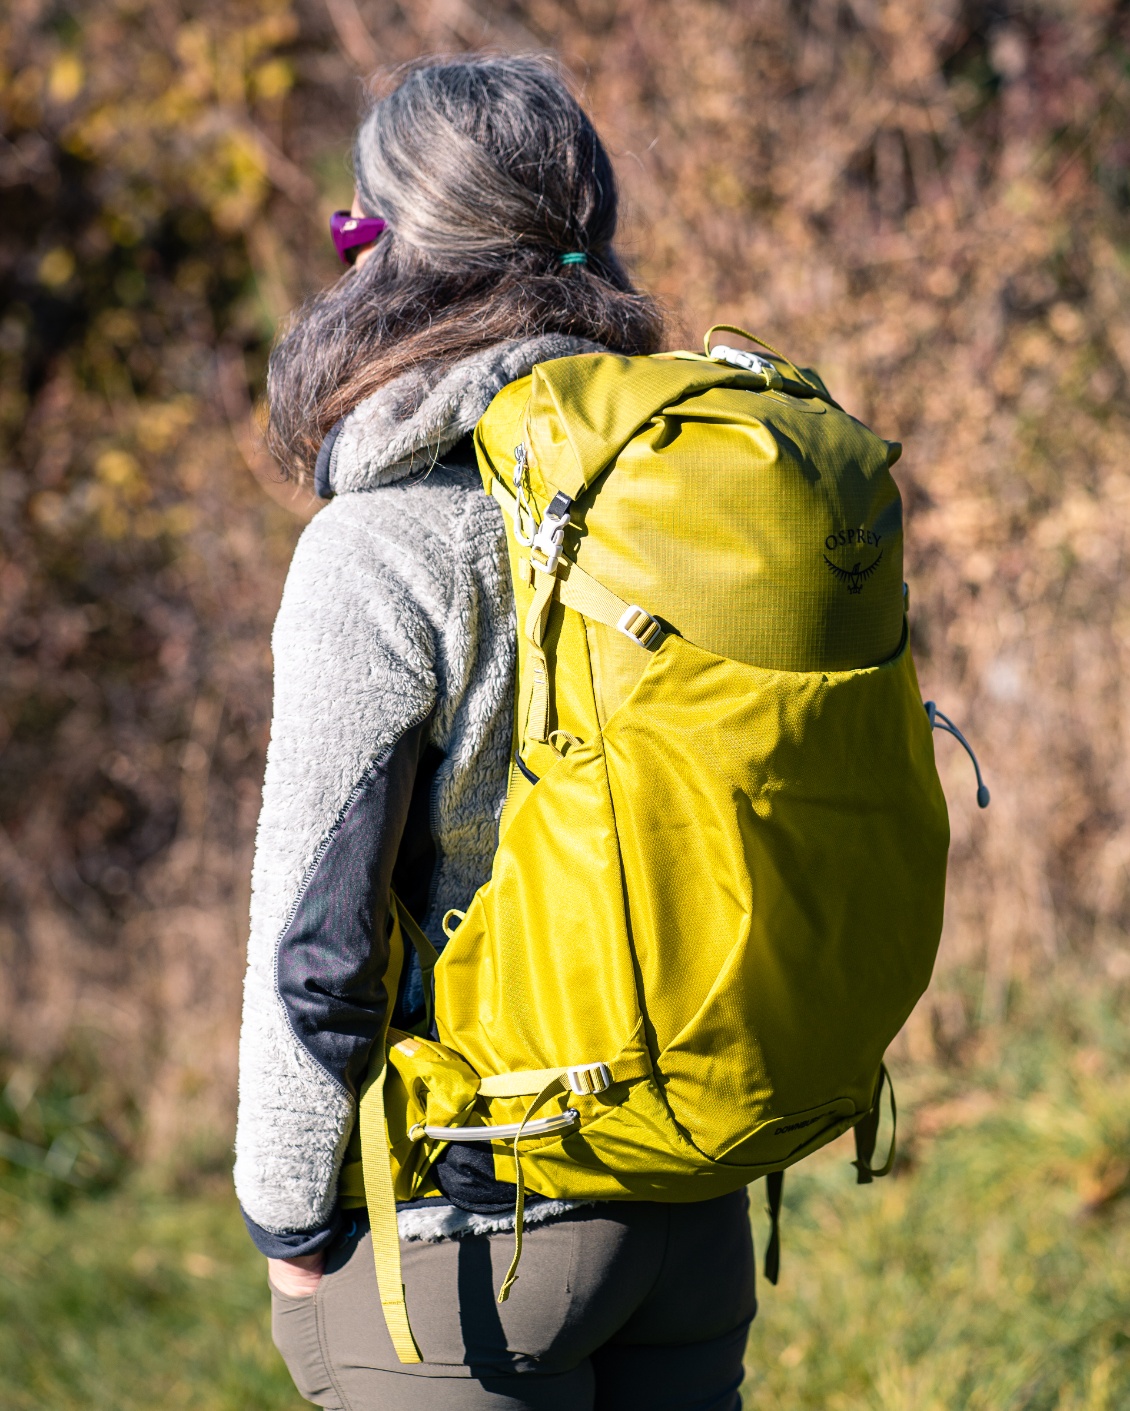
[{"x1": 2, "y1": 0, "x2": 1129, "y2": 1406}]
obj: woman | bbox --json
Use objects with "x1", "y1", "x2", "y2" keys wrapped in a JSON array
[{"x1": 235, "y1": 55, "x2": 756, "y2": 1411}]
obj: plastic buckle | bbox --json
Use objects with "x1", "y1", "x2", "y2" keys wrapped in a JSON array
[
  {"x1": 616, "y1": 605, "x2": 661, "y2": 648},
  {"x1": 530, "y1": 492, "x2": 573, "y2": 574},
  {"x1": 565, "y1": 1062, "x2": 612, "y2": 1096},
  {"x1": 709, "y1": 344, "x2": 784, "y2": 390}
]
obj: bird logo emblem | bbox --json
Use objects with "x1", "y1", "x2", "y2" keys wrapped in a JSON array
[{"x1": 823, "y1": 549, "x2": 883, "y2": 595}]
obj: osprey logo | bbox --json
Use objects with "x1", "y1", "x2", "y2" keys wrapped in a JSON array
[{"x1": 823, "y1": 527, "x2": 883, "y2": 595}]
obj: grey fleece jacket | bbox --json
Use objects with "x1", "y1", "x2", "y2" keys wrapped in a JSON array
[{"x1": 234, "y1": 336, "x2": 599, "y2": 1258}]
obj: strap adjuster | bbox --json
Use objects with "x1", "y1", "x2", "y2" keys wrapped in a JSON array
[
  {"x1": 616, "y1": 605, "x2": 662, "y2": 648},
  {"x1": 564, "y1": 1062, "x2": 612, "y2": 1095}
]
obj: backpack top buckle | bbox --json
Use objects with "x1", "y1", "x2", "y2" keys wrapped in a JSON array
[{"x1": 530, "y1": 492, "x2": 574, "y2": 574}]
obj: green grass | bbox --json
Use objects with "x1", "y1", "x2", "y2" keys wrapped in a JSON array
[
  {"x1": 0, "y1": 1181, "x2": 302, "y2": 1410},
  {"x1": 745, "y1": 977, "x2": 1130, "y2": 1408},
  {"x1": 2, "y1": 974, "x2": 1127, "y2": 1409}
]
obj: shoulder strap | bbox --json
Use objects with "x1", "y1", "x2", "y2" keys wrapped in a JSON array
[
  {"x1": 358, "y1": 894, "x2": 429, "y2": 1364},
  {"x1": 359, "y1": 1048, "x2": 422, "y2": 1363},
  {"x1": 489, "y1": 475, "x2": 662, "y2": 744}
]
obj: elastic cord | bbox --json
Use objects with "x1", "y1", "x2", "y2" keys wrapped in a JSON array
[{"x1": 559, "y1": 252, "x2": 587, "y2": 266}]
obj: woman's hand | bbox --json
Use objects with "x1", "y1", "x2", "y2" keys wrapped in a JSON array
[{"x1": 268, "y1": 1251, "x2": 326, "y2": 1297}]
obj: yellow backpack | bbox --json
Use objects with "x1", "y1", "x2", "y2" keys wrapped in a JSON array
[{"x1": 349, "y1": 329, "x2": 960, "y2": 1363}]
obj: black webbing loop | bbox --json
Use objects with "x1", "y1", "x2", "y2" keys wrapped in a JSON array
[
  {"x1": 853, "y1": 1063, "x2": 897, "y2": 1184},
  {"x1": 763, "y1": 1170, "x2": 784, "y2": 1285},
  {"x1": 391, "y1": 892, "x2": 439, "y2": 1036}
]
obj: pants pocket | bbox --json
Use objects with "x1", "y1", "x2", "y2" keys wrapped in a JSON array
[{"x1": 270, "y1": 1281, "x2": 345, "y2": 1409}]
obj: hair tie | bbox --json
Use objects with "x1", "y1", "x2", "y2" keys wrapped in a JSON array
[{"x1": 559, "y1": 251, "x2": 587, "y2": 266}]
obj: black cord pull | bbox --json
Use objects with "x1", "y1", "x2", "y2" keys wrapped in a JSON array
[{"x1": 925, "y1": 702, "x2": 990, "y2": 808}]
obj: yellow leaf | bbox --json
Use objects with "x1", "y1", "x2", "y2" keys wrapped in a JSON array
[
  {"x1": 96, "y1": 450, "x2": 142, "y2": 487},
  {"x1": 38, "y1": 248, "x2": 76, "y2": 288},
  {"x1": 253, "y1": 58, "x2": 292, "y2": 101},
  {"x1": 163, "y1": 503, "x2": 199, "y2": 537},
  {"x1": 48, "y1": 53, "x2": 84, "y2": 104}
]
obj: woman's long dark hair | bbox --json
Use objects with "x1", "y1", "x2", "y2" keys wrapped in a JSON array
[{"x1": 266, "y1": 55, "x2": 664, "y2": 482}]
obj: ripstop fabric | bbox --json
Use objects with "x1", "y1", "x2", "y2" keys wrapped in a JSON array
[{"x1": 353, "y1": 336, "x2": 951, "y2": 1362}]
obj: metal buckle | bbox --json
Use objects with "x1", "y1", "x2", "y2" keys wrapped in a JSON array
[
  {"x1": 512, "y1": 444, "x2": 536, "y2": 547},
  {"x1": 616, "y1": 605, "x2": 661, "y2": 648},
  {"x1": 564, "y1": 1062, "x2": 612, "y2": 1096}
]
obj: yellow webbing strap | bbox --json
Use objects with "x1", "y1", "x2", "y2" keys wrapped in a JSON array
[
  {"x1": 703, "y1": 323, "x2": 827, "y2": 397},
  {"x1": 522, "y1": 567, "x2": 557, "y2": 742},
  {"x1": 487, "y1": 1048, "x2": 652, "y2": 1302},
  {"x1": 555, "y1": 559, "x2": 662, "y2": 647},
  {"x1": 359, "y1": 1052, "x2": 422, "y2": 1363},
  {"x1": 489, "y1": 475, "x2": 663, "y2": 648},
  {"x1": 478, "y1": 1050, "x2": 652, "y2": 1098},
  {"x1": 488, "y1": 471, "x2": 524, "y2": 524},
  {"x1": 496, "y1": 1075, "x2": 569, "y2": 1304},
  {"x1": 357, "y1": 894, "x2": 421, "y2": 1365}
]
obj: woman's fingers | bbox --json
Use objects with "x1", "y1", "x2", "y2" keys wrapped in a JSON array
[{"x1": 268, "y1": 1252, "x2": 326, "y2": 1298}]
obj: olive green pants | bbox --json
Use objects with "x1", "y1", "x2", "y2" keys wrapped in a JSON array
[{"x1": 271, "y1": 1191, "x2": 756, "y2": 1410}]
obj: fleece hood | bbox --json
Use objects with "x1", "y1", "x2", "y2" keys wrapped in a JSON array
[{"x1": 314, "y1": 334, "x2": 602, "y2": 499}]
